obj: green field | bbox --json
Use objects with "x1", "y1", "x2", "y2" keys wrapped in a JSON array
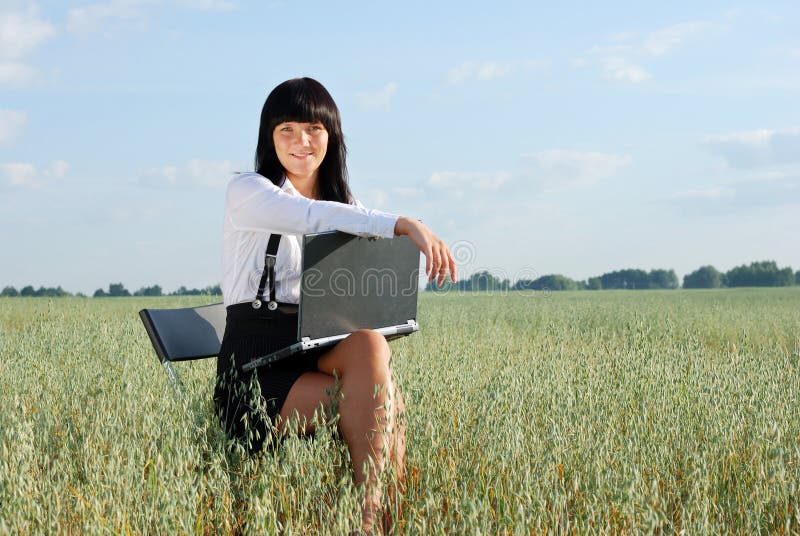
[{"x1": 1, "y1": 289, "x2": 799, "y2": 534}]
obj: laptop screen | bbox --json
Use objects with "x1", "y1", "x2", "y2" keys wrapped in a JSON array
[{"x1": 299, "y1": 232, "x2": 420, "y2": 340}]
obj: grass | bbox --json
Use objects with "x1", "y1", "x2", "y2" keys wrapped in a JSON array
[{"x1": 1, "y1": 288, "x2": 799, "y2": 534}]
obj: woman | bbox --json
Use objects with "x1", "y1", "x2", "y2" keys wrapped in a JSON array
[{"x1": 214, "y1": 77, "x2": 455, "y2": 533}]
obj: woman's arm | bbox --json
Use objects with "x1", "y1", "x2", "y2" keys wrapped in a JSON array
[
  {"x1": 227, "y1": 173, "x2": 397, "y2": 238},
  {"x1": 229, "y1": 173, "x2": 456, "y2": 286}
]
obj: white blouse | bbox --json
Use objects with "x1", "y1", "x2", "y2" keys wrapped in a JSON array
[{"x1": 221, "y1": 172, "x2": 400, "y2": 306}]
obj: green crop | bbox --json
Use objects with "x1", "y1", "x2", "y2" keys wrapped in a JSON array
[{"x1": 1, "y1": 289, "x2": 798, "y2": 534}]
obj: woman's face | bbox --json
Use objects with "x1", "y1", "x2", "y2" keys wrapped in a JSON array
[{"x1": 273, "y1": 121, "x2": 329, "y2": 182}]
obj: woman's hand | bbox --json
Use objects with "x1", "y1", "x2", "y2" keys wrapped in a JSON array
[{"x1": 394, "y1": 216, "x2": 457, "y2": 286}]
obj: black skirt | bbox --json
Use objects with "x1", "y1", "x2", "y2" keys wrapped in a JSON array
[{"x1": 213, "y1": 301, "x2": 325, "y2": 452}]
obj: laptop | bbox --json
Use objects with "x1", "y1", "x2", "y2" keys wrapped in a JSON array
[{"x1": 242, "y1": 230, "x2": 420, "y2": 371}]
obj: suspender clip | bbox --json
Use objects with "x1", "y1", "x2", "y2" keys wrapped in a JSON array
[{"x1": 255, "y1": 234, "x2": 282, "y2": 308}]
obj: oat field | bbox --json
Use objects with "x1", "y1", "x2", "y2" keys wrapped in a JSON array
[{"x1": 1, "y1": 289, "x2": 799, "y2": 534}]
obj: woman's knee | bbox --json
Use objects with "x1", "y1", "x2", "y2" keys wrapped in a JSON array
[
  {"x1": 318, "y1": 329, "x2": 393, "y2": 385},
  {"x1": 348, "y1": 329, "x2": 392, "y2": 369}
]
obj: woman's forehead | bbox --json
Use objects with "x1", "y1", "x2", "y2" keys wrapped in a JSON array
[
  {"x1": 275, "y1": 119, "x2": 325, "y2": 126},
  {"x1": 278, "y1": 119, "x2": 323, "y2": 124}
]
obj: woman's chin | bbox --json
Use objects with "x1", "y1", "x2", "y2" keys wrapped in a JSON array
[{"x1": 287, "y1": 167, "x2": 318, "y2": 180}]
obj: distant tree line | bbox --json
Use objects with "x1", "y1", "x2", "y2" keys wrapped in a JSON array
[
  {"x1": 424, "y1": 268, "x2": 680, "y2": 292},
  {"x1": 1, "y1": 283, "x2": 221, "y2": 298},
  {"x1": 91, "y1": 283, "x2": 221, "y2": 297},
  {"x1": 0, "y1": 285, "x2": 78, "y2": 297},
  {"x1": 425, "y1": 260, "x2": 799, "y2": 292},
  {"x1": 684, "y1": 261, "x2": 797, "y2": 288},
  {"x1": 4, "y1": 260, "x2": 798, "y2": 297}
]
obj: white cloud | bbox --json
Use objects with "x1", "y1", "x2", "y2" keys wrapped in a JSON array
[
  {"x1": 601, "y1": 57, "x2": 650, "y2": 83},
  {"x1": 176, "y1": 0, "x2": 236, "y2": 10},
  {"x1": 660, "y1": 187, "x2": 735, "y2": 201},
  {"x1": 738, "y1": 170, "x2": 799, "y2": 183},
  {"x1": 522, "y1": 150, "x2": 632, "y2": 188},
  {"x1": 46, "y1": 160, "x2": 70, "y2": 179},
  {"x1": 702, "y1": 128, "x2": 800, "y2": 168},
  {"x1": 0, "y1": 5, "x2": 54, "y2": 87},
  {"x1": 569, "y1": 57, "x2": 588, "y2": 68},
  {"x1": 0, "y1": 162, "x2": 36, "y2": 187},
  {"x1": 392, "y1": 186, "x2": 423, "y2": 197},
  {"x1": 0, "y1": 61, "x2": 38, "y2": 86},
  {"x1": 427, "y1": 171, "x2": 511, "y2": 191},
  {"x1": 655, "y1": 173, "x2": 800, "y2": 215},
  {"x1": 706, "y1": 129, "x2": 775, "y2": 145},
  {"x1": 642, "y1": 21, "x2": 709, "y2": 57},
  {"x1": 448, "y1": 61, "x2": 510, "y2": 84},
  {"x1": 0, "y1": 6, "x2": 56, "y2": 60},
  {"x1": 355, "y1": 82, "x2": 397, "y2": 111},
  {"x1": 353, "y1": 186, "x2": 421, "y2": 212},
  {"x1": 447, "y1": 59, "x2": 548, "y2": 84},
  {"x1": 576, "y1": 20, "x2": 710, "y2": 83},
  {"x1": 0, "y1": 109, "x2": 27, "y2": 144},
  {"x1": 0, "y1": 160, "x2": 68, "y2": 189},
  {"x1": 361, "y1": 188, "x2": 389, "y2": 208},
  {"x1": 423, "y1": 151, "x2": 629, "y2": 201},
  {"x1": 723, "y1": 7, "x2": 784, "y2": 24},
  {"x1": 67, "y1": 0, "x2": 236, "y2": 35},
  {"x1": 140, "y1": 159, "x2": 242, "y2": 188},
  {"x1": 66, "y1": 0, "x2": 152, "y2": 35}
]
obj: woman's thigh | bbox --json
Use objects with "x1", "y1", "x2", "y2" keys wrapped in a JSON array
[
  {"x1": 277, "y1": 370, "x2": 336, "y2": 435},
  {"x1": 280, "y1": 331, "x2": 391, "y2": 434},
  {"x1": 317, "y1": 329, "x2": 390, "y2": 377}
]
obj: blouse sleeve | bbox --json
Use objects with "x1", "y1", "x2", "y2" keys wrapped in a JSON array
[{"x1": 225, "y1": 173, "x2": 398, "y2": 238}]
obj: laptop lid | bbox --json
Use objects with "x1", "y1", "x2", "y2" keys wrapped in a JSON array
[{"x1": 299, "y1": 231, "x2": 420, "y2": 341}]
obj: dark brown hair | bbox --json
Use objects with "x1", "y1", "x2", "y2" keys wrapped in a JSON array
[{"x1": 254, "y1": 77, "x2": 353, "y2": 203}]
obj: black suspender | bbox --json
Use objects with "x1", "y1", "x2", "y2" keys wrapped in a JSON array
[
  {"x1": 252, "y1": 174, "x2": 287, "y2": 311},
  {"x1": 252, "y1": 233, "x2": 282, "y2": 310}
]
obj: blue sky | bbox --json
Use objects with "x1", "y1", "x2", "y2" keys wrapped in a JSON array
[{"x1": 1, "y1": 0, "x2": 799, "y2": 294}]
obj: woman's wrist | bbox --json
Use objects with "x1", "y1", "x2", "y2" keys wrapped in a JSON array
[{"x1": 393, "y1": 216, "x2": 410, "y2": 236}]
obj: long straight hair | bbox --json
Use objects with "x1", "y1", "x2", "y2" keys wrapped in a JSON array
[{"x1": 254, "y1": 78, "x2": 353, "y2": 204}]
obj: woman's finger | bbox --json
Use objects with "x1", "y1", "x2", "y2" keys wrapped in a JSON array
[
  {"x1": 431, "y1": 244, "x2": 444, "y2": 283},
  {"x1": 441, "y1": 243, "x2": 455, "y2": 282},
  {"x1": 428, "y1": 245, "x2": 437, "y2": 276},
  {"x1": 447, "y1": 246, "x2": 457, "y2": 282},
  {"x1": 434, "y1": 244, "x2": 447, "y2": 285},
  {"x1": 437, "y1": 245, "x2": 449, "y2": 284}
]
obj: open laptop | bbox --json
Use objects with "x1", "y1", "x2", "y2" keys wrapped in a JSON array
[{"x1": 242, "y1": 230, "x2": 420, "y2": 371}]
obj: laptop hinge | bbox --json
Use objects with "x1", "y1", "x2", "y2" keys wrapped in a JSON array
[
  {"x1": 301, "y1": 337, "x2": 312, "y2": 343},
  {"x1": 407, "y1": 320, "x2": 417, "y2": 327}
]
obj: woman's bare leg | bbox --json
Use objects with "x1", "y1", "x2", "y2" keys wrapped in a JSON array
[
  {"x1": 276, "y1": 371, "x2": 336, "y2": 435},
  {"x1": 277, "y1": 329, "x2": 406, "y2": 533},
  {"x1": 384, "y1": 387, "x2": 406, "y2": 534}
]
